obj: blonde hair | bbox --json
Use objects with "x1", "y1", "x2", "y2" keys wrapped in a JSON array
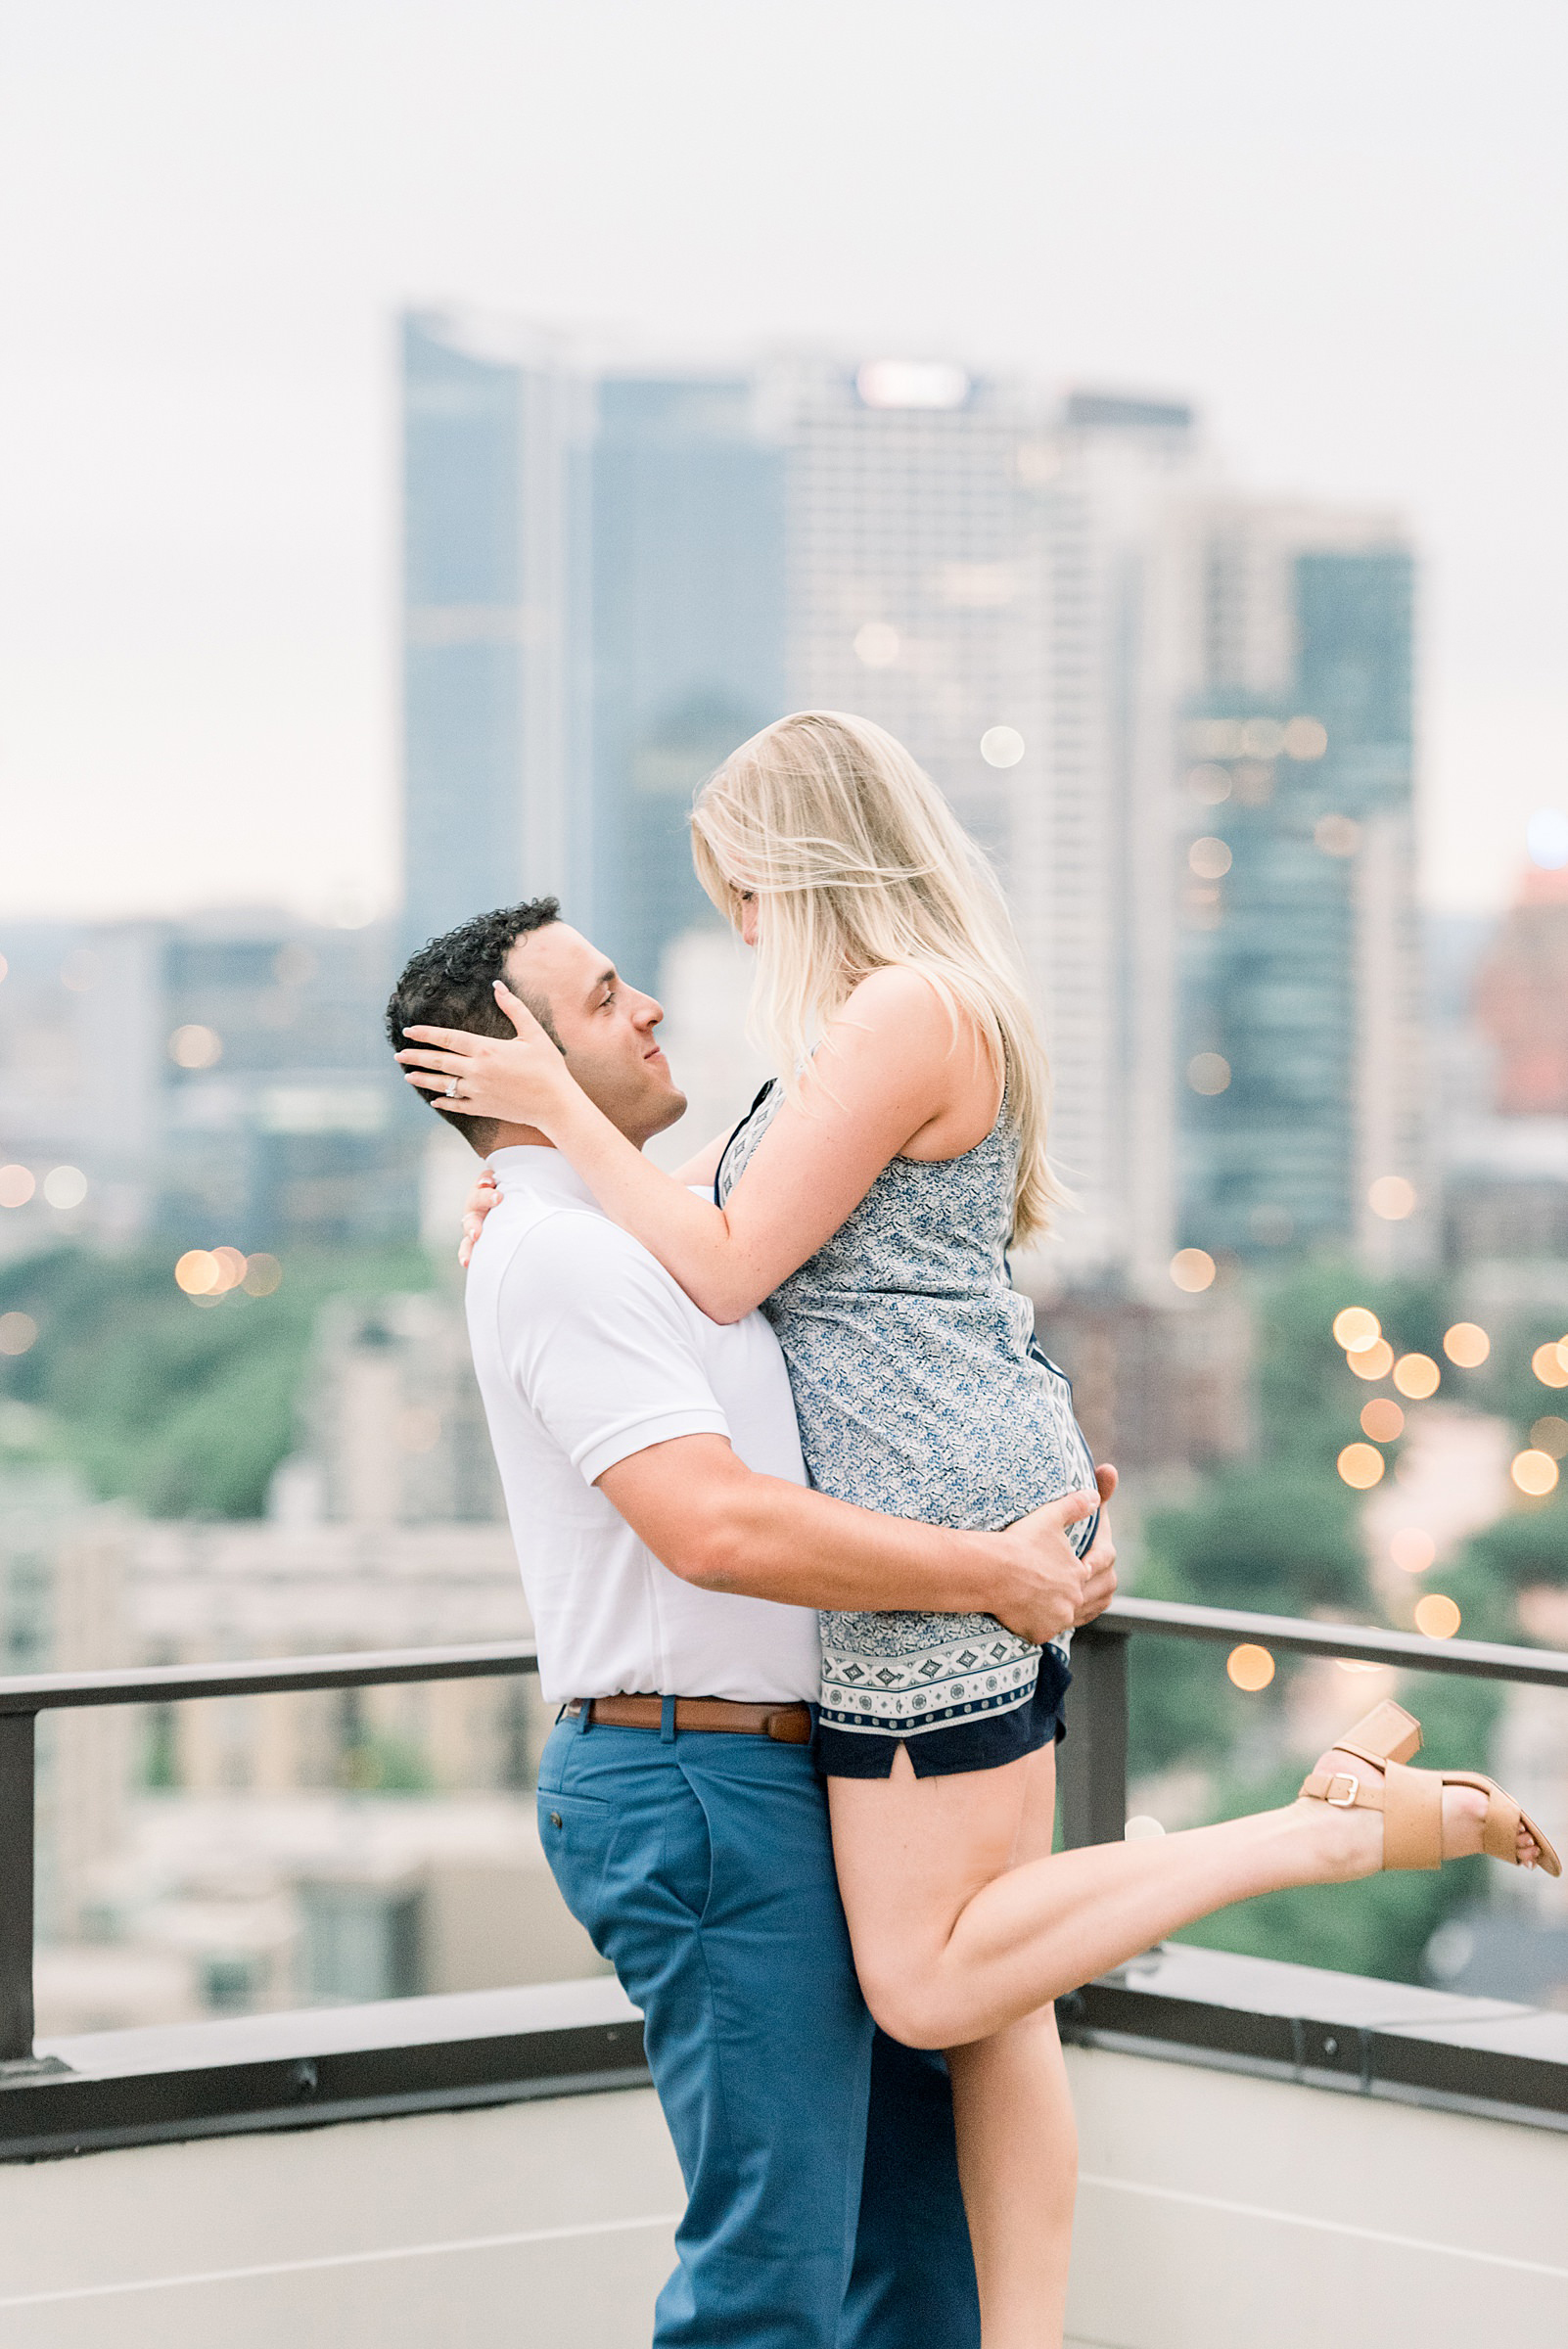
[{"x1": 690, "y1": 710, "x2": 1063, "y2": 1243}]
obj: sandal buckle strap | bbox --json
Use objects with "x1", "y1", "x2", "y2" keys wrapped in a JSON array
[{"x1": 1323, "y1": 1771, "x2": 1360, "y2": 1809}]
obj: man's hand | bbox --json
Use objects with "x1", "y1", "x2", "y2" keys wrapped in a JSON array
[
  {"x1": 458, "y1": 1166, "x2": 498, "y2": 1269},
  {"x1": 1074, "y1": 1464, "x2": 1119, "y2": 1627},
  {"x1": 987, "y1": 1488, "x2": 1098, "y2": 1647}
]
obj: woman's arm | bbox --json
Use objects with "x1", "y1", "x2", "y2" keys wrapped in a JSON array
[
  {"x1": 402, "y1": 968, "x2": 993, "y2": 1321},
  {"x1": 668, "y1": 1128, "x2": 734, "y2": 1190}
]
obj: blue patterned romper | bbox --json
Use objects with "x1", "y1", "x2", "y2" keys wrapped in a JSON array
[{"x1": 715, "y1": 1082, "x2": 1099, "y2": 1778}]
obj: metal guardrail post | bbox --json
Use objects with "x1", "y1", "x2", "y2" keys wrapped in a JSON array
[
  {"x1": 1060, "y1": 1625, "x2": 1129, "y2": 1849},
  {"x1": 0, "y1": 1713, "x2": 36, "y2": 2063}
]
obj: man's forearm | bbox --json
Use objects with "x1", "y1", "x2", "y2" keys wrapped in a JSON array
[
  {"x1": 596, "y1": 1435, "x2": 1094, "y2": 1648},
  {"x1": 647, "y1": 1453, "x2": 1008, "y2": 1616}
]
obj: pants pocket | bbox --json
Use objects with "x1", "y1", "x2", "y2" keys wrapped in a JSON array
[{"x1": 536, "y1": 1788, "x2": 616, "y2": 1955}]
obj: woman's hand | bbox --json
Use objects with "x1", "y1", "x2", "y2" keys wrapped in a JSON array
[
  {"x1": 397, "y1": 983, "x2": 576, "y2": 1134},
  {"x1": 458, "y1": 1168, "x2": 498, "y2": 1269},
  {"x1": 1074, "y1": 1464, "x2": 1119, "y2": 1627}
]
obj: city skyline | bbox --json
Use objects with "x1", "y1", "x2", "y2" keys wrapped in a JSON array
[{"x1": 1, "y1": 4, "x2": 1565, "y2": 926}]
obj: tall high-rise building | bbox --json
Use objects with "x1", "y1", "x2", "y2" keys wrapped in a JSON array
[
  {"x1": 1171, "y1": 529, "x2": 1423, "y2": 1268},
  {"x1": 589, "y1": 379, "x2": 787, "y2": 987},
  {"x1": 1475, "y1": 869, "x2": 1568, "y2": 1116},
  {"x1": 400, "y1": 315, "x2": 588, "y2": 955},
  {"x1": 774, "y1": 358, "x2": 1045, "y2": 876},
  {"x1": 158, "y1": 913, "x2": 416, "y2": 1251},
  {"x1": 1021, "y1": 394, "x2": 1204, "y2": 1283}
]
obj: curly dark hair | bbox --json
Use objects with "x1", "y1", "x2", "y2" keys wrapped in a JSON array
[{"x1": 386, "y1": 898, "x2": 562, "y2": 1153}]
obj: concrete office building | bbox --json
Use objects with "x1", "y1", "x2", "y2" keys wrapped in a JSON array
[
  {"x1": 0, "y1": 911, "x2": 413, "y2": 1257},
  {"x1": 158, "y1": 912, "x2": 415, "y2": 1253},
  {"x1": 1019, "y1": 393, "x2": 1206, "y2": 1286}
]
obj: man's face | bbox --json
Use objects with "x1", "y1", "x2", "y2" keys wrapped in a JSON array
[{"x1": 507, "y1": 923, "x2": 686, "y2": 1148}]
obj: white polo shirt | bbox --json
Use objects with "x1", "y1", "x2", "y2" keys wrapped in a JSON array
[{"x1": 465, "y1": 1146, "x2": 821, "y2": 1706}]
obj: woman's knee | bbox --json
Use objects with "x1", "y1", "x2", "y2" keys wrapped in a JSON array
[{"x1": 858, "y1": 1970, "x2": 955, "y2": 2051}]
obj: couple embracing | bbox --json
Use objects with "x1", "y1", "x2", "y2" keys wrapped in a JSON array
[{"x1": 387, "y1": 712, "x2": 1554, "y2": 2349}]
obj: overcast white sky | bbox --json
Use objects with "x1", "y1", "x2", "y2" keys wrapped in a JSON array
[{"x1": 1, "y1": 0, "x2": 1563, "y2": 924}]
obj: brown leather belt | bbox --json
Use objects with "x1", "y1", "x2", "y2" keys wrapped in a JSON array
[{"x1": 566, "y1": 1694, "x2": 812, "y2": 1745}]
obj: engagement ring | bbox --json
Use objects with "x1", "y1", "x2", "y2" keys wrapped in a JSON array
[{"x1": 445, "y1": 1078, "x2": 461, "y2": 1098}]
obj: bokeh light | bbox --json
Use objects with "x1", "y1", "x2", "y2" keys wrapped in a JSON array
[
  {"x1": 1169, "y1": 1247, "x2": 1216, "y2": 1293},
  {"x1": 0, "y1": 1166, "x2": 36, "y2": 1210},
  {"x1": 1283, "y1": 716, "x2": 1328, "y2": 760},
  {"x1": 1511, "y1": 1450, "x2": 1560, "y2": 1497},
  {"x1": 1186, "y1": 1052, "x2": 1231, "y2": 1095},
  {"x1": 168, "y1": 1024, "x2": 223, "y2": 1070},
  {"x1": 1337, "y1": 1442, "x2": 1386, "y2": 1490},
  {"x1": 1188, "y1": 836, "x2": 1232, "y2": 880},
  {"x1": 1367, "y1": 1175, "x2": 1416, "y2": 1221},
  {"x1": 209, "y1": 1246, "x2": 249, "y2": 1294},
  {"x1": 1390, "y1": 1528, "x2": 1436, "y2": 1574},
  {"x1": 1526, "y1": 807, "x2": 1568, "y2": 871},
  {"x1": 1226, "y1": 1643, "x2": 1275, "y2": 1691},
  {"x1": 1360, "y1": 1398, "x2": 1405, "y2": 1442},
  {"x1": 853, "y1": 622, "x2": 899, "y2": 668},
  {"x1": 1332, "y1": 1307, "x2": 1380, "y2": 1353},
  {"x1": 174, "y1": 1250, "x2": 221, "y2": 1297},
  {"x1": 1124, "y1": 1815, "x2": 1166, "y2": 1840},
  {"x1": 1392, "y1": 1353, "x2": 1440, "y2": 1400},
  {"x1": 242, "y1": 1254, "x2": 283, "y2": 1297},
  {"x1": 1314, "y1": 813, "x2": 1361, "y2": 858},
  {"x1": 1186, "y1": 764, "x2": 1230, "y2": 805},
  {"x1": 1413, "y1": 1593, "x2": 1461, "y2": 1640},
  {"x1": 42, "y1": 1165, "x2": 87, "y2": 1211},
  {"x1": 1348, "y1": 1339, "x2": 1394, "y2": 1380},
  {"x1": 979, "y1": 725, "x2": 1026, "y2": 768},
  {"x1": 1443, "y1": 1322, "x2": 1490, "y2": 1367},
  {"x1": 0, "y1": 1313, "x2": 38, "y2": 1358},
  {"x1": 1530, "y1": 1416, "x2": 1568, "y2": 1460},
  {"x1": 1531, "y1": 1342, "x2": 1568, "y2": 1390},
  {"x1": 59, "y1": 947, "x2": 99, "y2": 993}
]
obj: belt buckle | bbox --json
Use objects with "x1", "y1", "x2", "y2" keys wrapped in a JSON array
[{"x1": 1323, "y1": 1771, "x2": 1360, "y2": 1809}]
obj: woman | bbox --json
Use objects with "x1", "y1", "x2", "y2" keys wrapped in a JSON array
[{"x1": 401, "y1": 712, "x2": 1555, "y2": 2349}]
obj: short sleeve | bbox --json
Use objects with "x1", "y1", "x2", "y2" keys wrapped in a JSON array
[{"x1": 498, "y1": 1211, "x2": 730, "y2": 1485}]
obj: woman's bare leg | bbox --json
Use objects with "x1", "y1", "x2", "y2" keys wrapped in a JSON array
[
  {"x1": 945, "y1": 1742, "x2": 1076, "y2": 2349},
  {"x1": 829, "y1": 1747, "x2": 1505, "y2": 2051}
]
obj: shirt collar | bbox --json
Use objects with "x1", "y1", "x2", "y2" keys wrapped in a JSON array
[{"x1": 487, "y1": 1145, "x2": 600, "y2": 1211}]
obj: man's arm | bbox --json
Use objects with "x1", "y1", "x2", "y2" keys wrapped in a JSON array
[{"x1": 597, "y1": 1435, "x2": 1107, "y2": 1651}]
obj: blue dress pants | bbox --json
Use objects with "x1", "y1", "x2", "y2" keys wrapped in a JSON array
[{"x1": 538, "y1": 1710, "x2": 980, "y2": 2349}]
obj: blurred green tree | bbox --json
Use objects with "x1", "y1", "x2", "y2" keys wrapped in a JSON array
[{"x1": 0, "y1": 1242, "x2": 436, "y2": 1519}]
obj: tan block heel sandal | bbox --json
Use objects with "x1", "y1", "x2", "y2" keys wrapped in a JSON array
[{"x1": 1298, "y1": 1699, "x2": 1562, "y2": 1876}]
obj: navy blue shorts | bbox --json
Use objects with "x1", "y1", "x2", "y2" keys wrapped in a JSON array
[{"x1": 812, "y1": 1645, "x2": 1073, "y2": 1779}]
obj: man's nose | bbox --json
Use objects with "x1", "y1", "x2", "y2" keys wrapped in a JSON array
[{"x1": 634, "y1": 994, "x2": 665, "y2": 1031}]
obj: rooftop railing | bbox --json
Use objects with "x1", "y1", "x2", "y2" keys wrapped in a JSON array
[
  {"x1": 2, "y1": 1598, "x2": 1566, "y2": 2079},
  {"x1": 0, "y1": 1637, "x2": 541, "y2": 2066}
]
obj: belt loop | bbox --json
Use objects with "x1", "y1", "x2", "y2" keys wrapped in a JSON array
[
  {"x1": 660, "y1": 1695, "x2": 677, "y2": 1743},
  {"x1": 576, "y1": 1700, "x2": 592, "y2": 1736}
]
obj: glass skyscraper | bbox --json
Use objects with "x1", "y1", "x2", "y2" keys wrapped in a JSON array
[
  {"x1": 1176, "y1": 547, "x2": 1421, "y2": 1262},
  {"x1": 588, "y1": 379, "x2": 787, "y2": 989},
  {"x1": 400, "y1": 329, "x2": 784, "y2": 986},
  {"x1": 400, "y1": 315, "x2": 587, "y2": 956}
]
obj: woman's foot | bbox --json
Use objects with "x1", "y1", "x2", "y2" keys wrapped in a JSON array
[{"x1": 1296, "y1": 1743, "x2": 1542, "y2": 1879}]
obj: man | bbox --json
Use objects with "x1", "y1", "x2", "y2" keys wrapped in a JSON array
[{"x1": 386, "y1": 898, "x2": 1117, "y2": 2349}]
